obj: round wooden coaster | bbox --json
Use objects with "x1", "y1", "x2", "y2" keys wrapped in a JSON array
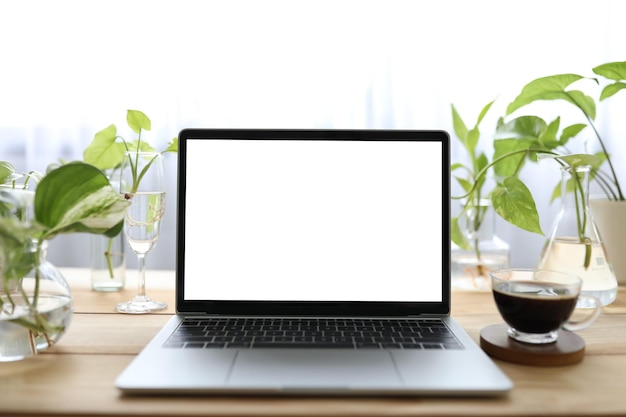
[{"x1": 479, "y1": 324, "x2": 585, "y2": 366}]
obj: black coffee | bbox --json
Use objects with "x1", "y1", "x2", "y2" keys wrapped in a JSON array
[{"x1": 492, "y1": 281, "x2": 578, "y2": 333}]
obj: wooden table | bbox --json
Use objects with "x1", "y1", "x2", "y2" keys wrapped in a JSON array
[{"x1": 2, "y1": 268, "x2": 626, "y2": 417}]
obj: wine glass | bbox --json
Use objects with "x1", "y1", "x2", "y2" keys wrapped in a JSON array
[{"x1": 116, "y1": 151, "x2": 167, "y2": 314}]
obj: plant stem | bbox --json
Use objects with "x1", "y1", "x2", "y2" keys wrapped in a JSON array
[
  {"x1": 566, "y1": 89, "x2": 625, "y2": 201},
  {"x1": 105, "y1": 237, "x2": 115, "y2": 279},
  {"x1": 33, "y1": 240, "x2": 42, "y2": 309},
  {"x1": 570, "y1": 166, "x2": 592, "y2": 269},
  {"x1": 452, "y1": 148, "x2": 559, "y2": 201}
]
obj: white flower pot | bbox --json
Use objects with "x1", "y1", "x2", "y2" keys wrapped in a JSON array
[{"x1": 590, "y1": 199, "x2": 626, "y2": 285}]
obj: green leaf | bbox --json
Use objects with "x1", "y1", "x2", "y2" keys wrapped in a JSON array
[
  {"x1": 538, "y1": 118, "x2": 561, "y2": 148},
  {"x1": 551, "y1": 170, "x2": 585, "y2": 203},
  {"x1": 454, "y1": 176, "x2": 473, "y2": 193},
  {"x1": 559, "y1": 153, "x2": 603, "y2": 169},
  {"x1": 590, "y1": 151, "x2": 607, "y2": 170},
  {"x1": 466, "y1": 127, "x2": 479, "y2": 152},
  {"x1": 506, "y1": 74, "x2": 584, "y2": 115},
  {"x1": 34, "y1": 162, "x2": 130, "y2": 239},
  {"x1": 451, "y1": 216, "x2": 471, "y2": 250},
  {"x1": 451, "y1": 104, "x2": 469, "y2": 148},
  {"x1": 600, "y1": 82, "x2": 626, "y2": 100},
  {"x1": 491, "y1": 177, "x2": 543, "y2": 235},
  {"x1": 476, "y1": 152, "x2": 488, "y2": 172},
  {"x1": 0, "y1": 161, "x2": 16, "y2": 183},
  {"x1": 165, "y1": 137, "x2": 178, "y2": 153},
  {"x1": 476, "y1": 100, "x2": 495, "y2": 126},
  {"x1": 563, "y1": 90, "x2": 597, "y2": 120},
  {"x1": 83, "y1": 124, "x2": 128, "y2": 170},
  {"x1": 451, "y1": 162, "x2": 465, "y2": 172},
  {"x1": 593, "y1": 61, "x2": 626, "y2": 81},
  {"x1": 496, "y1": 115, "x2": 547, "y2": 141},
  {"x1": 127, "y1": 109, "x2": 151, "y2": 134},
  {"x1": 559, "y1": 123, "x2": 587, "y2": 146},
  {"x1": 102, "y1": 219, "x2": 124, "y2": 238},
  {"x1": 492, "y1": 138, "x2": 534, "y2": 177}
]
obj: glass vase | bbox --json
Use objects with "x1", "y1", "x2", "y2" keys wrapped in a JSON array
[
  {"x1": 0, "y1": 240, "x2": 73, "y2": 361},
  {"x1": 451, "y1": 199, "x2": 510, "y2": 291},
  {"x1": 90, "y1": 169, "x2": 126, "y2": 291},
  {"x1": 538, "y1": 165, "x2": 618, "y2": 306},
  {"x1": 90, "y1": 234, "x2": 126, "y2": 292}
]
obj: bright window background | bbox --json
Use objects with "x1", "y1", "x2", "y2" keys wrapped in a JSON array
[{"x1": 1, "y1": 0, "x2": 624, "y2": 269}]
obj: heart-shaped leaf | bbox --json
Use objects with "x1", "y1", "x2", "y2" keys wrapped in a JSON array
[
  {"x1": 83, "y1": 124, "x2": 128, "y2": 170},
  {"x1": 34, "y1": 162, "x2": 129, "y2": 239},
  {"x1": 491, "y1": 177, "x2": 543, "y2": 235},
  {"x1": 127, "y1": 109, "x2": 151, "y2": 134}
]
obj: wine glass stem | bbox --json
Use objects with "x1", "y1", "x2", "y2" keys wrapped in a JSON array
[{"x1": 136, "y1": 253, "x2": 147, "y2": 299}]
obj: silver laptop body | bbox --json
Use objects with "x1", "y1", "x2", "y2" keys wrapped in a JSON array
[{"x1": 116, "y1": 129, "x2": 513, "y2": 396}]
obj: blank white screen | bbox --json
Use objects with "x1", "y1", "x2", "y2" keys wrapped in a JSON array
[{"x1": 184, "y1": 139, "x2": 443, "y2": 302}]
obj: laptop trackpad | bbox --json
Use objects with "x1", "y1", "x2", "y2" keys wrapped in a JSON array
[{"x1": 228, "y1": 350, "x2": 401, "y2": 392}]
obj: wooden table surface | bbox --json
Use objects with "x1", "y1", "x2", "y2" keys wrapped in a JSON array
[{"x1": 2, "y1": 268, "x2": 626, "y2": 417}]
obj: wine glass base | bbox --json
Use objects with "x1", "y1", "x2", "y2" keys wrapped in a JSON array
[{"x1": 116, "y1": 296, "x2": 167, "y2": 314}]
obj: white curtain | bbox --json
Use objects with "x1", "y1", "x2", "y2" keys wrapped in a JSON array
[{"x1": 1, "y1": 0, "x2": 624, "y2": 269}]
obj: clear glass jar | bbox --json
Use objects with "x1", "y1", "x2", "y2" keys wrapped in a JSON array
[
  {"x1": 451, "y1": 199, "x2": 510, "y2": 291},
  {"x1": 0, "y1": 240, "x2": 73, "y2": 361},
  {"x1": 90, "y1": 169, "x2": 126, "y2": 291},
  {"x1": 90, "y1": 234, "x2": 126, "y2": 291},
  {"x1": 538, "y1": 165, "x2": 618, "y2": 306}
]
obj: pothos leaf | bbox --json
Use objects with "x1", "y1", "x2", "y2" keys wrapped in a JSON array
[
  {"x1": 127, "y1": 109, "x2": 151, "y2": 134},
  {"x1": 600, "y1": 82, "x2": 626, "y2": 100},
  {"x1": 559, "y1": 153, "x2": 603, "y2": 169},
  {"x1": 506, "y1": 74, "x2": 585, "y2": 115},
  {"x1": 593, "y1": 61, "x2": 626, "y2": 81},
  {"x1": 83, "y1": 124, "x2": 127, "y2": 170},
  {"x1": 491, "y1": 177, "x2": 543, "y2": 235},
  {"x1": 559, "y1": 123, "x2": 587, "y2": 146},
  {"x1": 34, "y1": 162, "x2": 130, "y2": 239}
]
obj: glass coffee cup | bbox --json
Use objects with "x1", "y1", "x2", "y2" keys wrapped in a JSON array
[{"x1": 490, "y1": 269, "x2": 602, "y2": 344}]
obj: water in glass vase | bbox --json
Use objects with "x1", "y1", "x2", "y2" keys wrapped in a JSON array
[
  {"x1": 91, "y1": 234, "x2": 126, "y2": 292},
  {"x1": 451, "y1": 252, "x2": 509, "y2": 290},
  {"x1": 123, "y1": 191, "x2": 166, "y2": 254},
  {"x1": 0, "y1": 294, "x2": 73, "y2": 361},
  {"x1": 538, "y1": 236, "x2": 618, "y2": 306},
  {"x1": 451, "y1": 200, "x2": 510, "y2": 291}
]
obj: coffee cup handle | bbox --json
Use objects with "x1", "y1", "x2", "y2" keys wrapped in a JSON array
[{"x1": 562, "y1": 295, "x2": 602, "y2": 332}]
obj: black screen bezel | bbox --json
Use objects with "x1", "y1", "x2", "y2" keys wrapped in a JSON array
[{"x1": 175, "y1": 128, "x2": 451, "y2": 317}]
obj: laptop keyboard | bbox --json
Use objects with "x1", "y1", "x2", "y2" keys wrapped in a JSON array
[{"x1": 163, "y1": 317, "x2": 463, "y2": 350}]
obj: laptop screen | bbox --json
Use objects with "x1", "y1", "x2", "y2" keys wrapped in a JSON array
[{"x1": 177, "y1": 130, "x2": 450, "y2": 316}]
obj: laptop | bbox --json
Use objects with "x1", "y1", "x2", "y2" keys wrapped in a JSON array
[{"x1": 115, "y1": 128, "x2": 513, "y2": 396}]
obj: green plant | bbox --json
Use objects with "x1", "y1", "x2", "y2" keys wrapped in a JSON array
[
  {"x1": 454, "y1": 61, "x2": 626, "y2": 269},
  {"x1": 83, "y1": 109, "x2": 178, "y2": 277},
  {"x1": 450, "y1": 100, "x2": 547, "y2": 252},
  {"x1": 450, "y1": 100, "x2": 493, "y2": 251},
  {"x1": 0, "y1": 161, "x2": 129, "y2": 341},
  {"x1": 84, "y1": 109, "x2": 178, "y2": 188},
  {"x1": 503, "y1": 61, "x2": 626, "y2": 201}
]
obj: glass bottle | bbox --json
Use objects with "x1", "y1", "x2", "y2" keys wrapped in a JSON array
[
  {"x1": 451, "y1": 199, "x2": 510, "y2": 291},
  {"x1": 90, "y1": 169, "x2": 126, "y2": 291},
  {"x1": 1, "y1": 239, "x2": 73, "y2": 361},
  {"x1": 538, "y1": 165, "x2": 618, "y2": 306},
  {"x1": 90, "y1": 234, "x2": 126, "y2": 291}
]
